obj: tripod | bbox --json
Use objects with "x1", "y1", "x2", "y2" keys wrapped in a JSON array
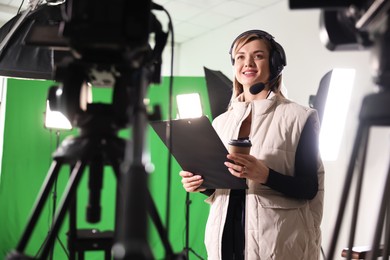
[
  {"x1": 326, "y1": 18, "x2": 390, "y2": 260},
  {"x1": 327, "y1": 90, "x2": 390, "y2": 260},
  {"x1": 7, "y1": 103, "x2": 179, "y2": 259}
]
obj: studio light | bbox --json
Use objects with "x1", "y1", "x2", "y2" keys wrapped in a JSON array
[
  {"x1": 203, "y1": 67, "x2": 232, "y2": 120},
  {"x1": 44, "y1": 100, "x2": 72, "y2": 130},
  {"x1": 176, "y1": 93, "x2": 203, "y2": 119},
  {"x1": 319, "y1": 68, "x2": 355, "y2": 161}
]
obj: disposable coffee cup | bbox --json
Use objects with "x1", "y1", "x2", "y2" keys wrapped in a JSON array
[{"x1": 228, "y1": 138, "x2": 252, "y2": 155}]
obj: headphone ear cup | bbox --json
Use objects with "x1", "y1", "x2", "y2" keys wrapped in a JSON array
[
  {"x1": 269, "y1": 43, "x2": 286, "y2": 79},
  {"x1": 269, "y1": 50, "x2": 282, "y2": 79}
]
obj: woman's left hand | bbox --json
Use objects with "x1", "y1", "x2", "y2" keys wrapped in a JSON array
[{"x1": 225, "y1": 153, "x2": 269, "y2": 184}]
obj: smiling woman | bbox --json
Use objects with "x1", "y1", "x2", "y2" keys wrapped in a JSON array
[{"x1": 179, "y1": 29, "x2": 324, "y2": 260}]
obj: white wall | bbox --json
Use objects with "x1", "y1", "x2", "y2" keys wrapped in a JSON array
[{"x1": 160, "y1": 1, "x2": 390, "y2": 259}]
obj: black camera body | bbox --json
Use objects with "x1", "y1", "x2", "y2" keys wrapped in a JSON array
[
  {"x1": 290, "y1": 0, "x2": 390, "y2": 88},
  {"x1": 43, "y1": 0, "x2": 167, "y2": 129}
]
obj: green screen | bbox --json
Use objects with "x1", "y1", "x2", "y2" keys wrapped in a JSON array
[{"x1": 0, "y1": 76, "x2": 213, "y2": 259}]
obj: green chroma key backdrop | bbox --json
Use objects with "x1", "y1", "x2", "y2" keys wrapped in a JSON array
[{"x1": 0, "y1": 76, "x2": 212, "y2": 259}]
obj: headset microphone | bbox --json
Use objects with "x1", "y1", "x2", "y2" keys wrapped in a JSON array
[
  {"x1": 249, "y1": 72, "x2": 281, "y2": 95},
  {"x1": 249, "y1": 82, "x2": 265, "y2": 95}
]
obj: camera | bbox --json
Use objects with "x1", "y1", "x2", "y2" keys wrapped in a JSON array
[{"x1": 290, "y1": 0, "x2": 390, "y2": 88}]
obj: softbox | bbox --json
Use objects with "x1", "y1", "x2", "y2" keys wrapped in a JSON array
[
  {"x1": 309, "y1": 70, "x2": 331, "y2": 124},
  {"x1": 0, "y1": 4, "x2": 70, "y2": 80},
  {"x1": 203, "y1": 66, "x2": 232, "y2": 119}
]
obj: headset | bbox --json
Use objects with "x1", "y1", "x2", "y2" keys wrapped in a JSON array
[{"x1": 229, "y1": 29, "x2": 287, "y2": 84}]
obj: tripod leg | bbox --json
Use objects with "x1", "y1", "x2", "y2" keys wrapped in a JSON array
[
  {"x1": 327, "y1": 123, "x2": 369, "y2": 260},
  {"x1": 108, "y1": 142, "x2": 177, "y2": 259},
  {"x1": 347, "y1": 124, "x2": 370, "y2": 260},
  {"x1": 367, "y1": 158, "x2": 390, "y2": 260},
  {"x1": 146, "y1": 190, "x2": 175, "y2": 258},
  {"x1": 16, "y1": 161, "x2": 63, "y2": 253},
  {"x1": 114, "y1": 162, "x2": 153, "y2": 259},
  {"x1": 39, "y1": 160, "x2": 87, "y2": 259},
  {"x1": 68, "y1": 164, "x2": 78, "y2": 260},
  {"x1": 383, "y1": 202, "x2": 390, "y2": 260}
]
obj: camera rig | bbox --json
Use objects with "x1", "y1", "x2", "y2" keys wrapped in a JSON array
[
  {"x1": 4, "y1": 0, "x2": 174, "y2": 259},
  {"x1": 291, "y1": 0, "x2": 390, "y2": 259}
]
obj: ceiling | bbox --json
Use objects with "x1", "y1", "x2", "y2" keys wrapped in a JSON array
[{"x1": 0, "y1": 0, "x2": 284, "y2": 44}]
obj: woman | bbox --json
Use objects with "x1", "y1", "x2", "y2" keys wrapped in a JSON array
[{"x1": 180, "y1": 29, "x2": 324, "y2": 260}]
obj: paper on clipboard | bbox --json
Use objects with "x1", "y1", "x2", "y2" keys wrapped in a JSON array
[{"x1": 150, "y1": 116, "x2": 247, "y2": 189}]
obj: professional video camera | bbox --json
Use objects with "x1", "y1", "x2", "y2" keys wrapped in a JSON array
[
  {"x1": 0, "y1": 0, "x2": 167, "y2": 127},
  {"x1": 44, "y1": 0, "x2": 167, "y2": 129},
  {"x1": 290, "y1": 0, "x2": 390, "y2": 88},
  {"x1": 3, "y1": 1, "x2": 171, "y2": 259}
]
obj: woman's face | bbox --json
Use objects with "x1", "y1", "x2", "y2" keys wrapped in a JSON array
[{"x1": 233, "y1": 39, "x2": 271, "y2": 90}]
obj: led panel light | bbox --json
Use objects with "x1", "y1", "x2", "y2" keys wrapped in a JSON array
[
  {"x1": 44, "y1": 101, "x2": 72, "y2": 130},
  {"x1": 176, "y1": 93, "x2": 203, "y2": 119},
  {"x1": 320, "y1": 68, "x2": 355, "y2": 161}
]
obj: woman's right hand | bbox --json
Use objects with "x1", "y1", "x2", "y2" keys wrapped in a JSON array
[{"x1": 179, "y1": 171, "x2": 206, "y2": 192}]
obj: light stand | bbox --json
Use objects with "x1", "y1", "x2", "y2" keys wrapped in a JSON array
[
  {"x1": 176, "y1": 94, "x2": 204, "y2": 260},
  {"x1": 185, "y1": 192, "x2": 190, "y2": 258},
  {"x1": 183, "y1": 192, "x2": 204, "y2": 260},
  {"x1": 48, "y1": 130, "x2": 66, "y2": 260}
]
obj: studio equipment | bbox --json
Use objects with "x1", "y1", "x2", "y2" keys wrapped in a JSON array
[
  {"x1": 203, "y1": 67, "x2": 232, "y2": 120},
  {"x1": 290, "y1": 0, "x2": 390, "y2": 259},
  {"x1": 0, "y1": 0, "x2": 184, "y2": 259}
]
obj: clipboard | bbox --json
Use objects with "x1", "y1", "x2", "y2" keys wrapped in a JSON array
[{"x1": 150, "y1": 116, "x2": 247, "y2": 189}]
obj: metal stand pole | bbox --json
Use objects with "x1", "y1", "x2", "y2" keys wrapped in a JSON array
[{"x1": 327, "y1": 90, "x2": 390, "y2": 260}]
